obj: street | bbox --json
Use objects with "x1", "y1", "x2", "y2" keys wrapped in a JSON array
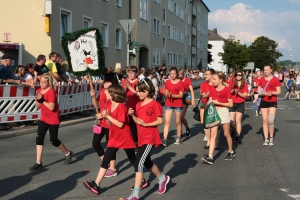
[{"x1": 1, "y1": 89, "x2": 300, "y2": 200}]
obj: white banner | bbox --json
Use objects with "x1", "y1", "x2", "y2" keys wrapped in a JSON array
[{"x1": 68, "y1": 30, "x2": 99, "y2": 72}]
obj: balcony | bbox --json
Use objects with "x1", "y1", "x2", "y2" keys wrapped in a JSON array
[
  {"x1": 192, "y1": 7, "x2": 196, "y2": 16},
  {"x1": 192, "y1": 27, "x2": 196, "y2": 36},
  {"x1": 192, "y1": 46, "x2": 196, "y2": 55}
]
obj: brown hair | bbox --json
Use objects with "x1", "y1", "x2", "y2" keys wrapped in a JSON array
[
  {"x1": 107, "y1": 84, "x2": 126, "y2": 103},
  {"x1": 136, "y1": 78, "x2": 155, "y2": 98},
  {"x1": 232, "y1": 69, "x2": 245, "y2": 89},
  {"x1": 128, "y1": 66, "x2": 138, "y2": 73},
  {"x1": 264, "y1": 63, "x2": 273, "y2": 69},
  {"x1": 215, "y1": 71, "x2": 227, "y2": 84},
  {"x1": 25, "y1": 63, "x2": 35, "y2": 73},
  {"x1": 14, "y1": 65, "x2": 25, "y2": 77},
  {"x1": 170, "y1": 67, "x2": 179, "y2": 78}
]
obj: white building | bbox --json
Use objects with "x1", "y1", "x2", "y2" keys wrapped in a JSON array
[{"x1": 208, "y1": 28, "x2": 225, "y2": 72}]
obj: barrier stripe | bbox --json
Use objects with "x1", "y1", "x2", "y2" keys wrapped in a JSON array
[
  {"x1": 22, "y1": 86, "x2": 29, "y2": 97},
  {"x1": 10, "y1": 86, "x2": 17, "y2": 97}
]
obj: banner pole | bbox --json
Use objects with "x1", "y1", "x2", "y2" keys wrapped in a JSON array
[{"x1": 88, "y1": 73, "x2": 99, "y2": 114}]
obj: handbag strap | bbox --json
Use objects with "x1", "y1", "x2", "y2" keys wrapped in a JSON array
[{"x1": 263, "y1": 77, "x2": 273, "y2": 90}]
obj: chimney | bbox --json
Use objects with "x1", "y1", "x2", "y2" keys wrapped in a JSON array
[{"x1": 213, "y1": 28, "x2": 217, "y2": 34}]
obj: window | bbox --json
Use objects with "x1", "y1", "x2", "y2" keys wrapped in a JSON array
[
  {"x1": 60, "y1": 8, "x2": 72, "y2": 40},
  {"x1": 188, "y1": 55, "x2": 191, "y2": 67},
  {"x1": 197, "y1": 40, "x2": 200, "y2": 50},
  {"x1": 168, "y1": 0, "x2": 173, "y2": 12},
  {"x1": 163, "y1": 37, "x2": 166, "y2": 54},
  {"x1": 168, "y1": 25, "x2": 173, "y2": 39},
  {"x1": 173, "y1": 53, "x2": 178, "y2": 66},
  {"x1": 116, "y1": 0, "x2": 122, "y2": 7},
  {"x1": 168, "y1": 52, "x2": 173, "y2": 66},
  {"x1": 180, "y1": 7, "x2": 184, "y2": 20},
  {"x1": 163, "y1": 8, "x2": 166, "y2": 26},
  {"x1": 187, "y1": 35, "x2": 191, "y2": 46},
  {"x1": 115, "y1": 27, "x2": 122, "y2": 50},
  {"x1": 153, "y1": 17, "x2": 160, "y2": 35},
  {"x1": 153, "y1": 49, "x2": 160, "y2": 65},
  {"x1": 185, "y1": 0, "x2": 187, "y2": 14},
  {"x1": 101, "y1": 22, "x2": 109, "y2": 47},
  {"x1": 175, "y1": 2, "x2": 179, "y2": 17},
  {"x1": 140, "y1": 0, "x2": 148, "y2": 20},
  {"x1": 188, "y1": 15, "x2": 191, "y2": 25},
  {"x1": 83, "y1": 16, "x2": 92, "y2": 30}
]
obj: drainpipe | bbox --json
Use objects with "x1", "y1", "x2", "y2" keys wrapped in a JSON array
[{"x1": 190, "y1": 0, "x2": 193, "y2": 70}]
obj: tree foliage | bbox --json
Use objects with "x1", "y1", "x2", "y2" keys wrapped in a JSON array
[
  {"x1": 248, "y1": 36, "x2": 283, "y2": 70},
  {"x1": 218, "y1": 35, "x2": 250, "y2": 70}
]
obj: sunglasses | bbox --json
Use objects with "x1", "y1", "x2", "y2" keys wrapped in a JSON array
[
  {"x1": 138, "y1": 78, "x2": 150, "y2": 88},
  {"x1": 235, "y1": 74, "x2": 243, "y2": 77}
]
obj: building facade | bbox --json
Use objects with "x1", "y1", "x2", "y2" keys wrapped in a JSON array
[{"x1": 0, "y1": 0, "x2": 209, "y2": 72}]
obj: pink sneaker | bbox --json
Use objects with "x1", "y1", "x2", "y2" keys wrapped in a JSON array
[
  {"x1": 120, "y1": 197, "x2": 139, "y2": 200},
  {"x1": 157, "y1": 175, "x2": 170, "y2": 194},
  {"x1": 104, "y1": 168, "x2": 117, "y2": 178}
]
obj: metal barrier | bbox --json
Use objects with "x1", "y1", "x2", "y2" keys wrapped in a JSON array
[{"x1": 0, "y1": 83, "x2": 101, "y2": 123}]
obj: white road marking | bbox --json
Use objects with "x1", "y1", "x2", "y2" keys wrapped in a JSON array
[
  {"x1": 280, "y1": 188, "x2": 289, "y2": 192},
  {"x1": 287, "y1": 194, "x2": 300, "y2": 200}
]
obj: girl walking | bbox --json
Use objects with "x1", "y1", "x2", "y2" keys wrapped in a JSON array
[
  {"x1": 162, "y1": 67, "x2": 184, "y2": 146},
  {"x1": 121, "y1": 78, "x2": 170, "y2": 200},
  {"x1": 90, "y1": 72, "x2": 119, "y2": 177},
  {"x1": 83, "y1": 84, "x2": 137, "y2": 195},
  {"x1": 201, "y1": 71, "x2": 235, "y2": 165},
  {"x1": 229, "y1": 69, "x2": 248, "y2": 143},
  {"x1": 179, "y1": 68, "x2": 195, "y2": 137},
  {"x1": 253, "y1": 69, "x2": 262, "y2": 116},
  {"x1": 258, "y1": 64, "x2": 281, "y2": 146},
  {"x1": 200, "y1": 69, "x2": 216, "y2": 149},
  {"x1": 28, "y1": 73, "x2": 73, "y2": 170}
]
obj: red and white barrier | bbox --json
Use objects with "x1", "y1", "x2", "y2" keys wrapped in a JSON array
[{"x1": 0, "y1": 83, "x2": 102, "y2": 123}]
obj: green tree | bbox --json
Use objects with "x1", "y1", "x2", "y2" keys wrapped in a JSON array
[
  {"x1": 218, "y1": 35, "x2": 250, "y2": 70},
  {"x1": 248, "y1": 36, "x2": 283, "y2": 70}
]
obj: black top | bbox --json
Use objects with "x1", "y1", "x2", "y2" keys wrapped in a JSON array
[{"x1": 34, "y1": 64, "x2": 49, "y2": 76}]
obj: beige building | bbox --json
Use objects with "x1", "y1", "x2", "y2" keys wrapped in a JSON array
[{"x1": 0, "y1": 0, "x2": 209, "y2": 73}]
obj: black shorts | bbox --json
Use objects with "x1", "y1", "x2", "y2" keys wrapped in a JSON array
[
  {"x1": 229, "y1": 102, "x2": 245, "y2": 114},
  {"x1": 254, "y1": 92, "x2": 258, "y2": 94},
  {"x1": 260, "y1": 100, "x2": 277, "y2": 108}
]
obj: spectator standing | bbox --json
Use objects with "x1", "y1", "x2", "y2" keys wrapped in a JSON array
[
  {"x1": 45, "y1": 52, "x2": 63, "y2": 82},
  {"x1": 56, "y1": 54, "x2": 72, "y2": 85}
]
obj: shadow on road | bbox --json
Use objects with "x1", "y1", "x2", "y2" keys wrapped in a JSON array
[
  {"x1": 0, "y1": 169, "x2": 48, "y2": 198},
  {"x1": 142, "y1": 153, "x2": 197, "y2": 199},
  {"x1": 10, "y1": 171, "x2": 89, "y2": 200},
  {"x1": 256, "y1": 127, "x2": 279, "y2": 140}
]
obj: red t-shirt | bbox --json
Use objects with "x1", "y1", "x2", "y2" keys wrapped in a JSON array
[
  {"x1": 164, "y1": 79, "x2": 184, "y2": 107},
  {"x1": 200, "y1": 81, "x2": 214, "y2": 103},
  {"x1": 135, "y1": 100, "x2": 162, "y2": 147},
  {"x1": 182, "y1": 77, "x2": 192, "y2": 92},
  {"x1": 229, "y1": 82, "x2": 248, "y2": 103},
  {"x1": 122, "y1": 79, "x2": 141, "y2": 110},
  {"x1": 37, "y1": 88, "x2": 60, "y2": 125},
  {"x1": 107, "y1": 103, "x2": 136, "y2": 149},
  {"x1": 258, "y1": 77, "x2": 280, "y2": 102},
  {"x1": 209, "y1": 86, "x2": 232, "y2": 108},
  {"x1": 253, "y1": 77, "x2": 261, "y2": 93},
  {"x1": 96, "y1": 88, "x2": 111, "y2": 129}
]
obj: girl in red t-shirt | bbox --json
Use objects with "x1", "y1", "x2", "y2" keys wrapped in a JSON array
[
  {"x1": 200, "y1": 69, "x2": 215, "y2": 149},
  {"x1": 162, "y1": 67, "x2": 184, "y2": 147},
  {"x1": 90, "y1": 72, "x2": 119, "y2": 178},
  {"x1": 228, "y1": 69, "x2": 248, "y2": 143},
  {"x1": 253, "y1": 69, "x2": 262, "y2": 116},
  {"x1": 122, "y1": 66, "x2": 140, "y2": 151},
  {"x1": 122, "y1": 78, "x2": 170, "y2": 200},
  {"x1": 83, "y1": 84, "x2": 136, "y2": 195},
  {"x1": 28, "y1": 73, "x2": 73, "y2": 171},
  {"x1": 201, "y1": 71, "x2": 235, "y2": 165},
  {"x1": 178, "y1": 68, "x2": 195, "y2": 137},
  {"x1": 257, "y1": 64, "x2": 281, "y2": 146}
]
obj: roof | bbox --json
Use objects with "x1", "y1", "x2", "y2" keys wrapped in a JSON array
[
  {"x1": 208, "y1": 29, "x2": 224, "y2": 41},
  {"x1": 200, "y1": 0, "x2": 210, "y2": 12}
]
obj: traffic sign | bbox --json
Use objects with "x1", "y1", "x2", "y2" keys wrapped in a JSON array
[{"x1": 119, "y1": 19, "x2": 136, "y2": 35}]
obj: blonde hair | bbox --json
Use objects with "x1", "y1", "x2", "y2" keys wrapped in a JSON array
[
  {"x1": 41, "y1": 73, "x2": 54, "y2": 89},
  {"x1": 178, "y1": 68, "x2": 185, "y2": 75},
  {"x1": 215, "y1": 71, "x2": 227, "y2": 84},
  {"x1": 61, "y1": 61, "x2": 69, "y2": 72}
]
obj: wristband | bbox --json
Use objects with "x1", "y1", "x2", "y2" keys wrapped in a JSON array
[{"x1": 37, "y1": 97, "x2": 45, "y2": 103}]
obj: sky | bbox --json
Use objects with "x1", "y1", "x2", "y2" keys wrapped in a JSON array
[{"x1": 204, "y1": 0, "x2": 300, "y2": 62}]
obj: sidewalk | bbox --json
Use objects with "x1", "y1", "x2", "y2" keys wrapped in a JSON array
[{"x1": 0, "y1": 112, "x2": 95, "y2": 140}]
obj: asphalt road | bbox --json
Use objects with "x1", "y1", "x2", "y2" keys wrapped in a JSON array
[{"x1": 1, "y1": 89, "x2": 300, "y2": 200}]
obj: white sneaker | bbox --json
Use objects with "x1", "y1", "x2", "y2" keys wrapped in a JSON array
[
  {"x1": 263, "y1": 139, "x2": 269, "y2": 146},
  {"x1": 174, "y1": 137, "x2": 181, "y2": 145},
  {"x1": 269, "y1": 138, "x2": 274, "y2": 146},
  {"x1": 203, "y1": 135, "x2": 207, "y2": 142}
]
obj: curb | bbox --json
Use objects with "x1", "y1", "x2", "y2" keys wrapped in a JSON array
[{"x1": 0, "y1": 116, "x2": 95, "y2": 140}]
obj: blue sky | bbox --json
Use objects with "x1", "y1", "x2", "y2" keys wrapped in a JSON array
[{"x1": 204, "y1": 0, "x2": 300, "y2": 62}]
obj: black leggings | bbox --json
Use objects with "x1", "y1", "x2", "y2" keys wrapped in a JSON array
[
  {"x1": 135, "y1": 144, "x2": 154, "y2": 172},
  {"x1": 92, "y1": 127, "x2": 116, "y2": 160},
  {"x1": 36, "y1": 120, "x2": 61, "y2": 147},
  {"x1": 130, "y1": 116, "x2": 138, "y2": 144},
  {"x1": 101, "y1": 147, "x2": 136, "y2": 169}
]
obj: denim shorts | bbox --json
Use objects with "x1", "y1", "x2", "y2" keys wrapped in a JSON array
[
  {"x1": 165, "y1": 106, "x2": 183, "y2": 112},
  {"x1": 296, "y1": 84, "x2": 300, "y2": 91}
]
